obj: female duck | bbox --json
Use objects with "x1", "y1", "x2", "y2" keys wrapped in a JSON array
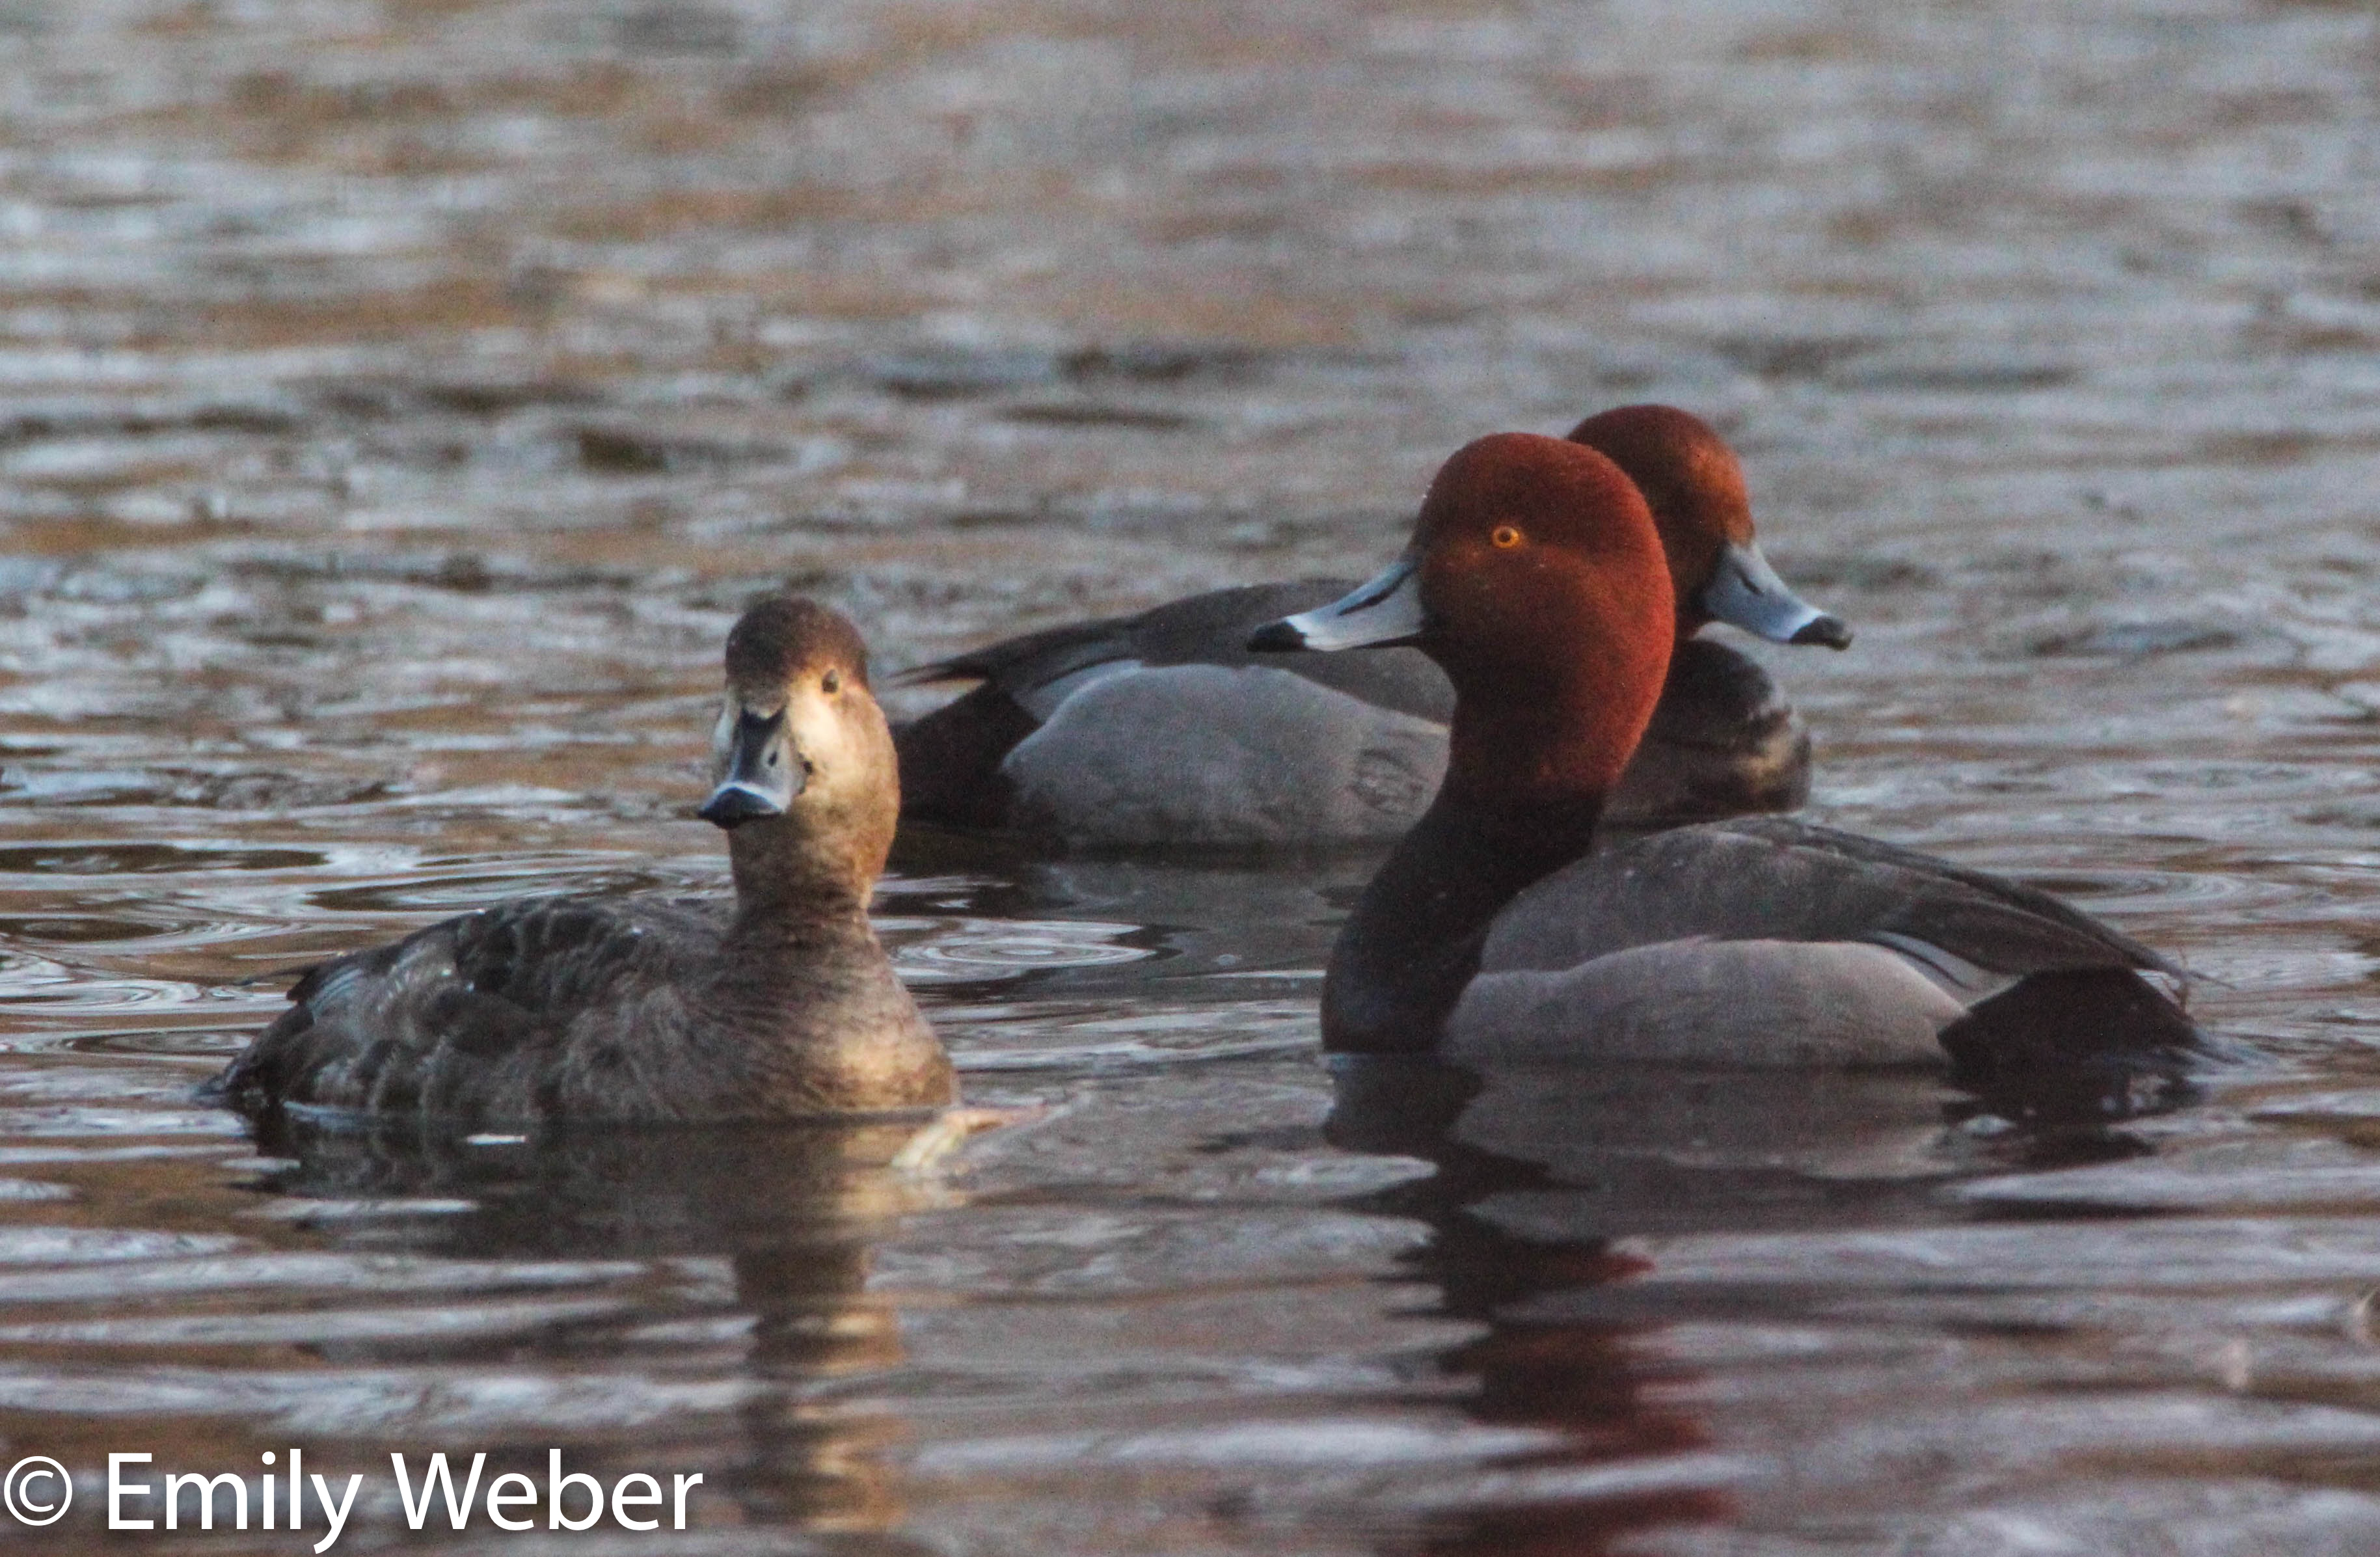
[
  {"x1": 1251, "y1": 435, "x2": 2196, "y2": 1073},
  {"x1": 896, "y1": 405, "x2": 1849, "y2": 848},
  {"x1": 213, "y1": 597, "x2": 954, "y2": 1123}
]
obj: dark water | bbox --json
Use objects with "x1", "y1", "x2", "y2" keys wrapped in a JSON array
[{"x1": 6, "y1": 0, "x2": 2380, "y2": 1550}]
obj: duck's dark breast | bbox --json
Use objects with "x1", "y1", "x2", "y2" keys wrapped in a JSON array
[{"x1": 1601, "y1": 638, "x2": 1813, "y2": 830}]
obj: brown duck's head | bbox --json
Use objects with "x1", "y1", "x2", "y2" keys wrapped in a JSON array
[{"x1": 702, "y1": 596, "x2": 900, "y2": 901}]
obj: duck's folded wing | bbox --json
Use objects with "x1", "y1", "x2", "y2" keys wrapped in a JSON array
[
  {"x1": 893, "y1": 610, "x2": 1148, "y2": 697},
  {"x1": 1478, "y1": 816, "x2": 2180, "y2": 986},
  {"x1": 215, "y1": 896, "x2": 712, "y2": 1117},
  {"x1": 897, "y1": 582, "x2": 1455, "y2": 724}
]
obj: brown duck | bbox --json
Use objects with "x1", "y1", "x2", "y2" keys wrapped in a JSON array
[{"x1": 213, "y1": 597, "x2": 954, "y2": 1124}]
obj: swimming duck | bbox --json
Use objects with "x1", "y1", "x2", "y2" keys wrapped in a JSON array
[
  {"x1": 895, "y1": 405, "x2": 1849, "y2": 849},
  {"x1": 1249, "y1": 434, "x2": 2197, "y2": 1073},
  {"x1": 213, "y1": 596, "x2": 954, "y2": 1123}
]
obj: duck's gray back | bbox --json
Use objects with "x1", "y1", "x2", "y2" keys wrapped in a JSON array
[
  {"x1": 898, "y1": 589, "x2": 1812, "y2": 845},
  {"x1": 1481, "y1": 816, "x2": 2176, "y2": 981}
]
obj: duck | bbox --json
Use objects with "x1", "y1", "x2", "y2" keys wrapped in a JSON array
[
  {"x1": 1247, "y1": 433, "x2": 2198, "y2": 1075},
  {"x1": 894, "y1": 405, "x2": 1850, "y2": 849},
  {"x1": 211, "y1": 595, "x2": 955, "y2": 1124}
]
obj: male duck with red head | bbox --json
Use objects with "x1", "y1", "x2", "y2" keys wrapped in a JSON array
[
  {"x1": 896, "y1": 405, "x2": 1848, "y2": 849},
  {"x1": 1251, "y1": 434, "x2": 2196, "y2": 1073}
]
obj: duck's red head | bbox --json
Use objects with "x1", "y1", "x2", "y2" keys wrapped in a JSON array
[
  {"x1": 1567, "y1": 405, "x2": 1748, "y2": 638},
  {"x1": 1569, "y1": 404, "x2": 1850, "y2": 650},
  {"x1": 1253, "y1": 432, "x2": 1675, "y2": 809}
]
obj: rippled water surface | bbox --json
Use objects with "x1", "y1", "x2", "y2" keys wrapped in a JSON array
[{"x1": 6, "y1": 0, "x2": 2380, "y2": 1550}]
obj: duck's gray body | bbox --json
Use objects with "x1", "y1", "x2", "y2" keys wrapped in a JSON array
[
  {"x1": 1329, "y1": 813, "x2": 2193, "y2": 1071},
  {"x1": 897, "y1": 582, "x2": 1810, "y2": 847},
  {"x1": 218, "y1": 894, "x2": 949, "y2": 1126},
  {"x1": 1457, "y1": 819, "x2": 2188, "y2": 1066}
]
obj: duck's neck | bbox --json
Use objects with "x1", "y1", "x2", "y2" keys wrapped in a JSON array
[
  {"x1": 725, "y1": 820, "x2": 879, "y2": 940},
  {"x1": 1438, "y1": 694, "x2": 1637, "y2": 814},
  {"x1": 1323, "y1": 675, "x2": 1649, "y2": 1055}
]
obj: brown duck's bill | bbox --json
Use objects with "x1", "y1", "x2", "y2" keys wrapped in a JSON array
[
  {"x1": 699, "y1": 706, "x2": 804, "y2": 828},
  {"x1": 1702, "y1": 540, "x2": 1852, "y2": 649},
  {"x1": 1247, "y1": 554, "x2": 1425, "y2": 653}
]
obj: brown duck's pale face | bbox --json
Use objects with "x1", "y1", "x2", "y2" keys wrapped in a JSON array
[{"x1": 703, "y1": 660, "x2": 882, "y2": 830}]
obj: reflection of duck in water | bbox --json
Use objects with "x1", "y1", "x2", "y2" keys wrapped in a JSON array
[
  {"x1": 246, "y1": 1109, "x2": 966, "y2": 1537},
  {"x1": 213, "y1": 596, "x2": 953, "y2": 1124},
  {"x1": 882, "y1": 848, "x2": 1385, "y2": 998},
  {"x1": 1326, "y1": 1055, "x2": 2189, "y2": 1556}
]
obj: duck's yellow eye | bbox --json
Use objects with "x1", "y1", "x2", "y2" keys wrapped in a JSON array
[
  {"x1": 822, "y1": 670, "x2": 842, "y2": 694},
  {"x1": 1491, "y1": 524, "x2": 1524, "y2": 549}
]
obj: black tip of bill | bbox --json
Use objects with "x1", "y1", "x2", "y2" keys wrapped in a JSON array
[
  {"x1": 1247, "y1": 619, "x2": 1307, "y2": 653},
  {"x1": 1791, "y1": 614, "x2": 1854, "y2": 650},
  {"x1": 699, "y1": 783, "x2": 784, "y2": 830}
]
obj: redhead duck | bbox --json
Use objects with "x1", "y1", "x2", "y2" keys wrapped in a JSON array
[
  {"x1": 895, "y1": 406, "x2": 1848, "y2": 849},
  {"x1": 213, "y1": 597, "x2": 954, "y2": 1123},
  {"x1": 1249, "y1": 435, "x2": 2197, "y2": 1072}
]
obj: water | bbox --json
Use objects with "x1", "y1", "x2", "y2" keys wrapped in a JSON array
[{"x1": 5, "y1": 0, "x2": 2380, "y2": 1549}]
